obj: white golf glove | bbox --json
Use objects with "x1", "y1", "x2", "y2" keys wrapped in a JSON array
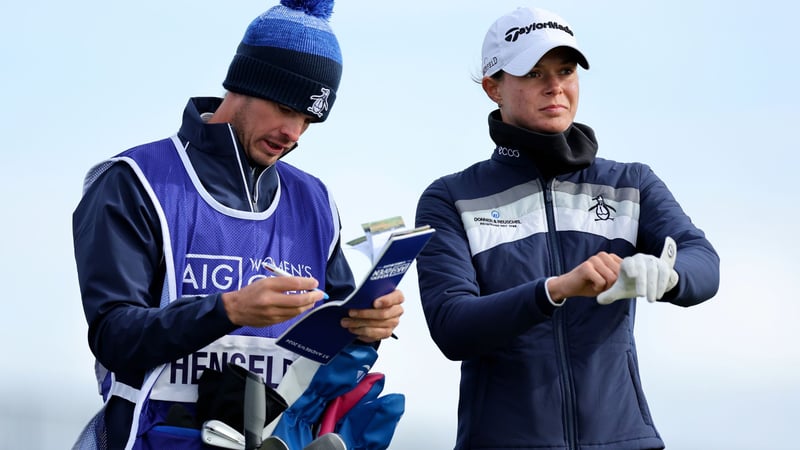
[{"x1": 597, "y1": 237, "x2": 679, "y2": 305}]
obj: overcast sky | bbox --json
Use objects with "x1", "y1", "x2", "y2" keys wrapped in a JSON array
[{"x1": 1, "y1": 1, "x2": 798, "y2": 448}]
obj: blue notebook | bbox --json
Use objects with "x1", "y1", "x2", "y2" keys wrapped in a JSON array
[{"x1": 276, "y1": 225, "x2": 435, "y2": 363}]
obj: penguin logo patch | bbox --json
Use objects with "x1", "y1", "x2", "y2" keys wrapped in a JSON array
[
  {"x1": 308, "y1": 87, "x2": 331, "y2": 118},
  {"x1": 588, "y1": 195, "x2": 616, "y2": 221}
]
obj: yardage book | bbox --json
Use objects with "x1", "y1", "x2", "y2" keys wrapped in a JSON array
[{"x1": 276, "y1": 225, "x2": 435, "y2": 363}]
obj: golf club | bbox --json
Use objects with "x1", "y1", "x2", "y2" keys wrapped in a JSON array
[
  {"x1": 244, "y1": 370, "x2": 267, "y2": 449},
  {"x1": 258, "y1": 435, "x2": 290, "y2": 450},
  {"x1": 303, "y1": 433, "x2": 347, "y2": 450},
  {"x1": 202, "y1": 419, "x2": 246, "y2": 449}
]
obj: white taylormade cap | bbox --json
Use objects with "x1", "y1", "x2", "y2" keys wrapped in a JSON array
[{"x1": 481, "y1": 6, "x2": 589, "y2": 77}]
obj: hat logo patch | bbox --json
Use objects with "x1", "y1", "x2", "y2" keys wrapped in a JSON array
[
  {"x1": 308, "y1": 87, "x2": 331, "y2": 118},
  {"x1": 504, "y1": 21, "x2": 574, "y2": 42}
]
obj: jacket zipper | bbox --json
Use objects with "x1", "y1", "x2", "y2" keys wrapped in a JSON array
[
  {"x1": 251, "y1": 167, "x2": 260, "y2": 212},
  {"x1": 543, "y1": 180, "x2": 578, "y2": 450}
]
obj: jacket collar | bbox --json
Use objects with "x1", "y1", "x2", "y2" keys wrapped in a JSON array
[
  {"x1": 488, "y1": 110, "x2": 598, "y2": 179},
  {"x1": 177, "y1": 97, "x2": 279, "y2": 212}
]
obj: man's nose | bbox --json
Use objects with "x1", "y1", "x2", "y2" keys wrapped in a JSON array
[{"x1": 281, "y1": 117, "x2": 306, "y2": 143}]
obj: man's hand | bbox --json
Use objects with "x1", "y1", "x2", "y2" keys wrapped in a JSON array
[
  {"x1": 597, "y1": 237, "x2": 679, "y2": 305},
  {"x1": 221, "y1": 276, "x2": 325, "y2": 327},
  {"x1": 341, "y1": 289, "x2": 405, "y2": 343}
]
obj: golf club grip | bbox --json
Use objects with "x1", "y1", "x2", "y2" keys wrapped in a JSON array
[
  {"x1": 258, "y1": 436, "x2": 290, "y2": 450},
  {"x1": 303, "y1": 433, "x2": 347, "y2": 450},
  {"x1": 244, "y1": 371, "x2": 266, "y2": 449}
]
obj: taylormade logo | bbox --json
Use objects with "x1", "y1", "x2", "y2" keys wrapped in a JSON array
[{"x1": 505, "y1": 21, "x2": 574, "y2": 42}]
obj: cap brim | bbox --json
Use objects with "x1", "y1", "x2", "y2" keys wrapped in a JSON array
[{"x1": 503, "y1": 45, "x2": 589, "y2": 76}]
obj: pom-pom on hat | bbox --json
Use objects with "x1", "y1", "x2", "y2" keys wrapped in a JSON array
[
  {"x1": 223, "y1": 0, "x2": 342, "y2": 122},
  {"x1": 481, "y1": 6, "x2": 589, "y2": 78}
]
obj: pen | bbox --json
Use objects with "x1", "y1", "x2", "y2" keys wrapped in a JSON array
[{"x1": 262, "y1": 261, "x2": 329, "y2": 300}]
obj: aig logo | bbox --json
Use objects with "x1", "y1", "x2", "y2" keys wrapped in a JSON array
[
  {"x1": 182, "y1": 254, "x2": 243, "y2": 294},
  {"x1": 497, "y1": 146, "x2": 520, "y2": 158}
]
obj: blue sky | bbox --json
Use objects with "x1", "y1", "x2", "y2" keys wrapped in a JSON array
[{"x1": 1, "y1": 1, "x2": 798, "y2": 448}]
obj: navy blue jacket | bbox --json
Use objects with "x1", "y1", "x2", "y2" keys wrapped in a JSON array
[
  {"x1": 72, "y1": 97, "x2": 356, "y2": 447},
  {"x1": 415, "y1": 111, "x2": 719, "y2": 450}
]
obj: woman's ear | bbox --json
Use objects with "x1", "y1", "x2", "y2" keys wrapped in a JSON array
[{"x1": 482, "y1": 76, "x2": 502, "y2": 106}]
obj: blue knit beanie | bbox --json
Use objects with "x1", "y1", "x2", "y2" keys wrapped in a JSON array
[{"x1": 223, "y1": 0, "x2": 342, "y2": 122}]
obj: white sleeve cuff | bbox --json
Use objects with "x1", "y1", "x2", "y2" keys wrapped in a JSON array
[{"x1": 544, "y1": 277, "x2": 566, "y2": 307}]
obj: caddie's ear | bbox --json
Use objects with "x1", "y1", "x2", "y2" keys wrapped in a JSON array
[{"x1": 482, "y1": 76, "x2": 502, "y2": 106}]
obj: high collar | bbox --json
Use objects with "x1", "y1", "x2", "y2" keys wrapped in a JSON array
[
  {"x1": 176, "y1": 97, "x2": 279, "y2": 212},
  {"x1": 179, "y1": 97, "x2": 242, "y2": 157},
  {"x1": 488, "y1": 110, "x2": 598, "y2": 179}
]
